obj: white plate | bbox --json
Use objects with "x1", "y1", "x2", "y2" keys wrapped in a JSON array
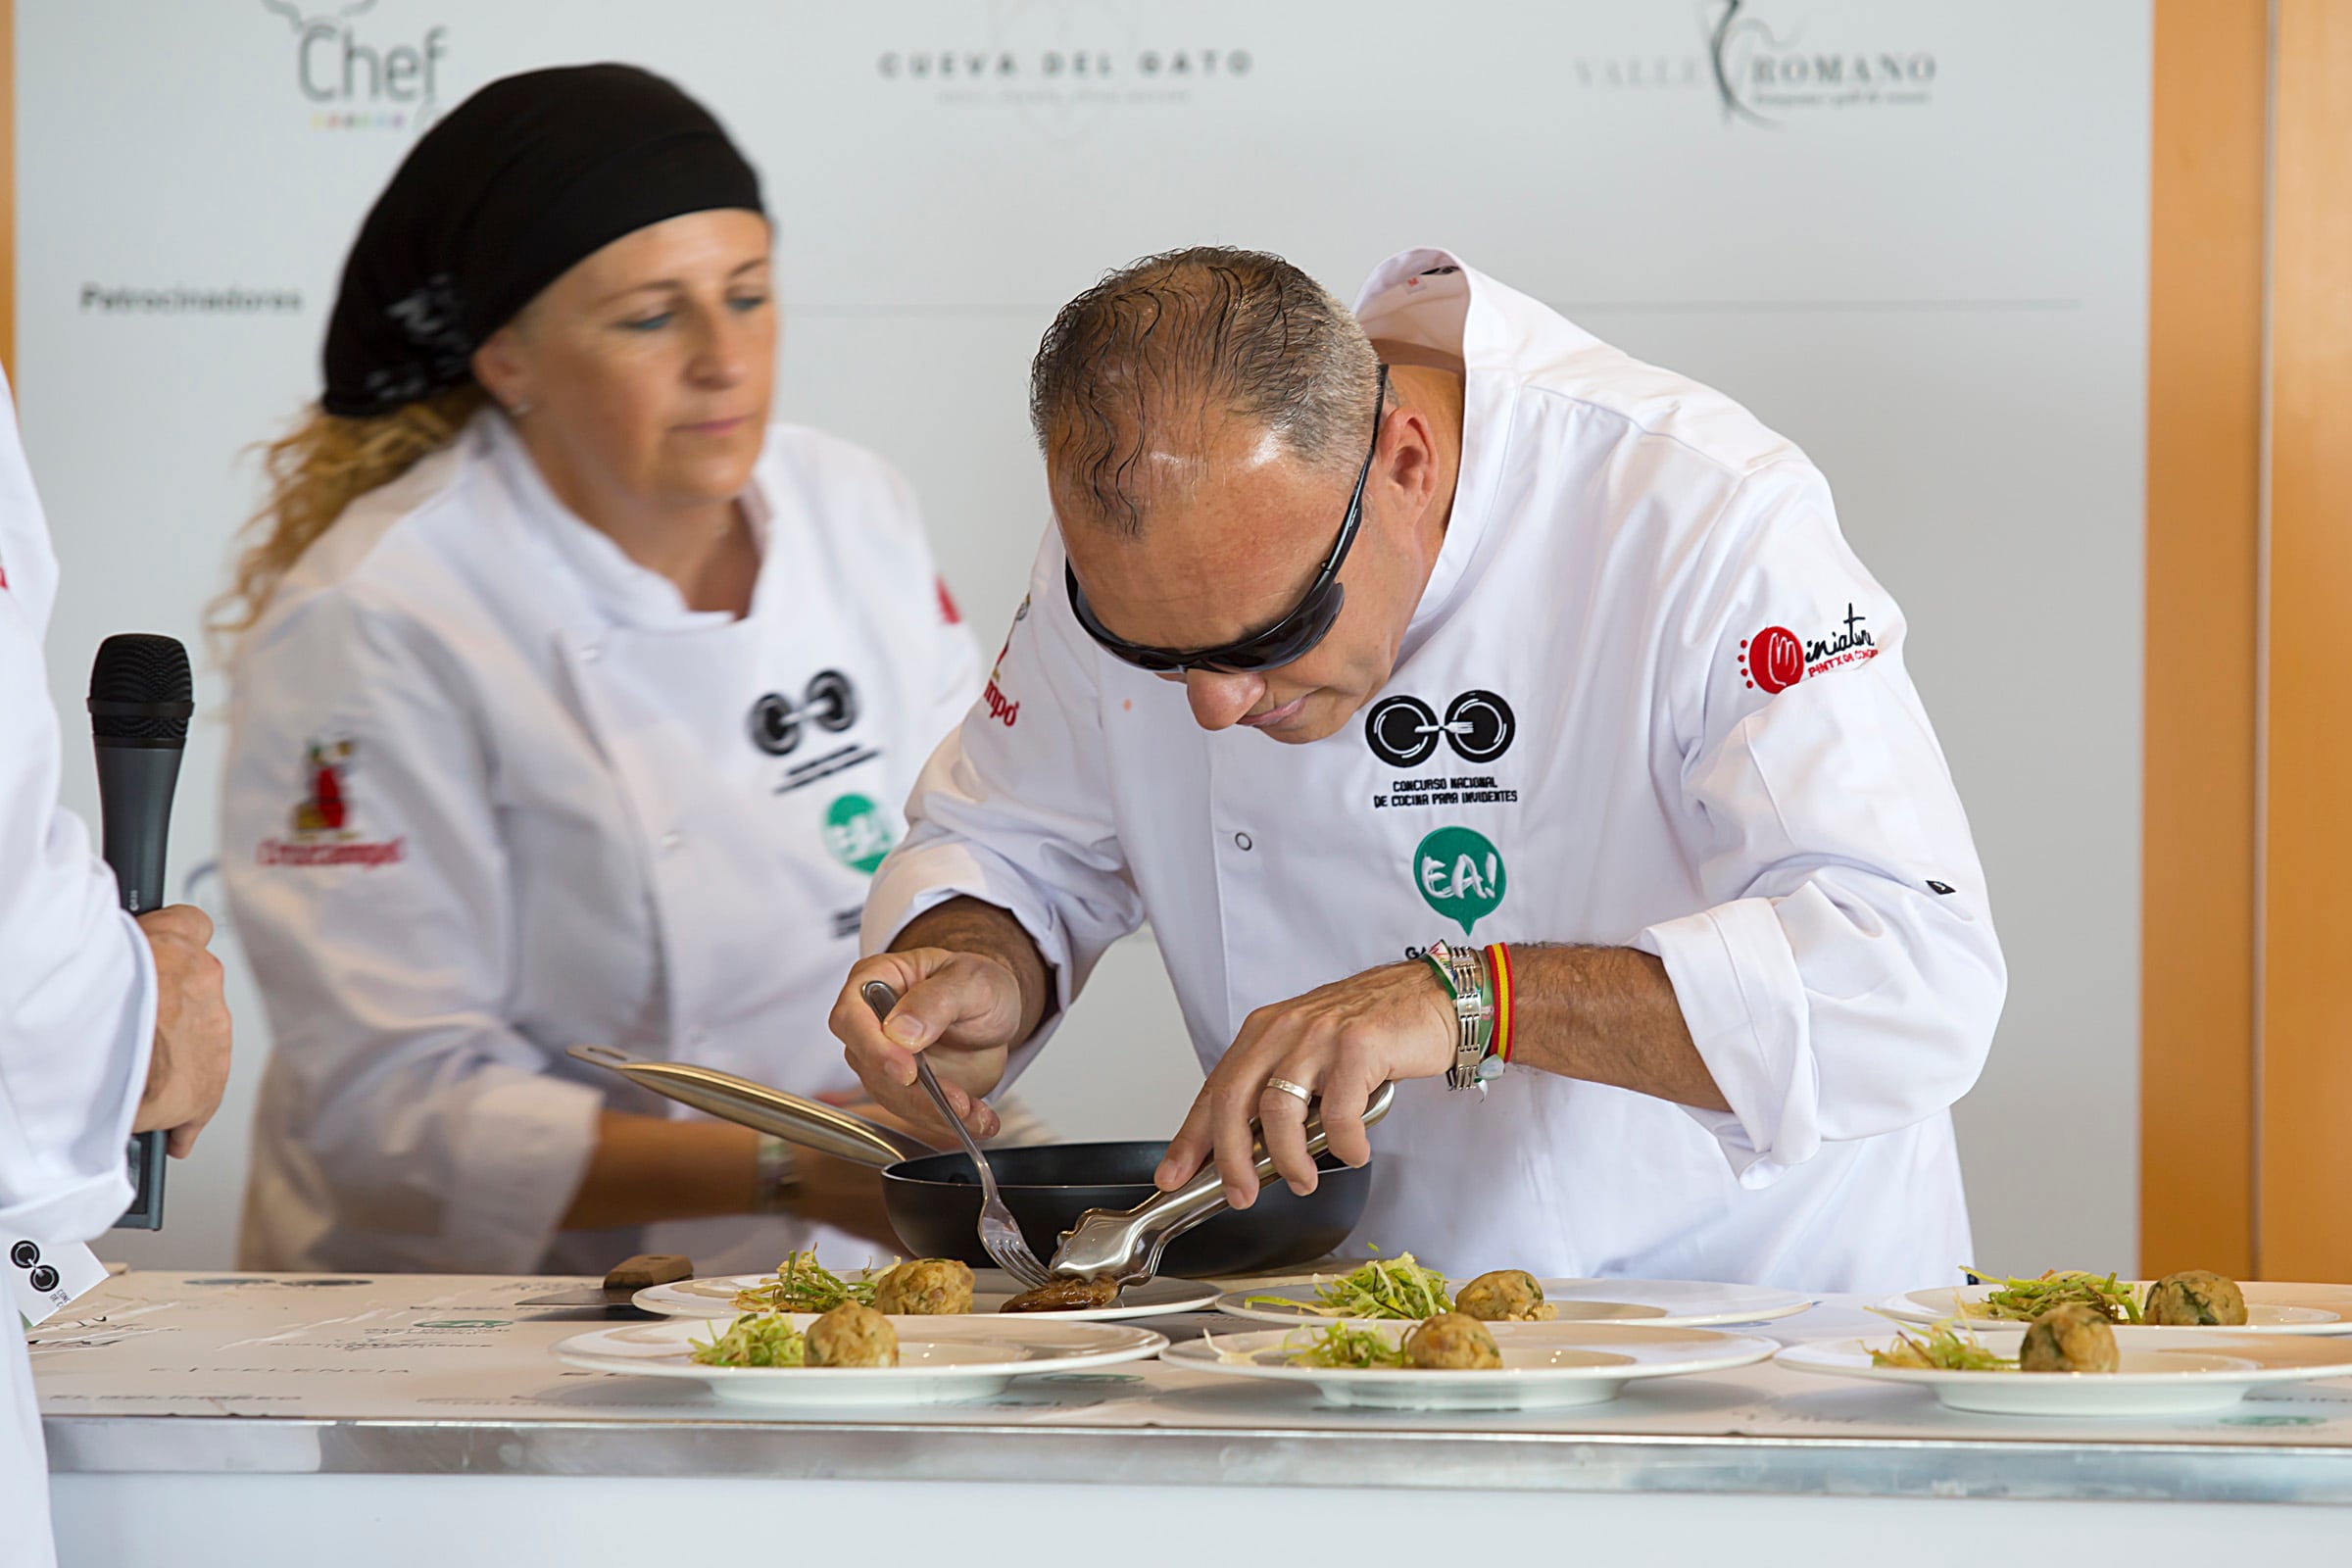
[
  {"x1": 1162, "y1": 1323, "x2": 1778, "y2": 1410},
  {"x1": 1777, "y1": 1327, "x2": 2352, "y2": 1416},
  {"x1": 1215, "y1": 1276, "x2": 1811, "y2": 1330},
  {"x1": 554, "y1": 1313, "x2": 1166, "y2": 1407},
  {"x1": 636, "y1": 1268, "x2": 1219, "y2": 1323},
  {"x1": 1876, "y1": 1280, "x2": 2352, "y2": 1336}
]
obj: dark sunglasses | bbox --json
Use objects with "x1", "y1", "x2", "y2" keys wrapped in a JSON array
[{"x1": 1066, "y1": 365, "x2": 1390, "y2": 674}]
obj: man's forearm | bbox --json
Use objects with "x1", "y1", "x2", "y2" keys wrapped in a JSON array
[
  {"x1": 892, "y1": 895, "x2": 1057, "y2": 1048},
  {"x1": 1505, "y1": 946, "x2": 1730, "y2": 1113}
]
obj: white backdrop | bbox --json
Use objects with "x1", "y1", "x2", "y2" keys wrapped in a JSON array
[{"x1": 19, "y1": 1, "x2": 2150, "y2": 1277}]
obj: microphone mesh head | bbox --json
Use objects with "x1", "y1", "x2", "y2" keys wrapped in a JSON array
[{"x1": 88, "y1": 634, "x2": 194, "y2": 741}]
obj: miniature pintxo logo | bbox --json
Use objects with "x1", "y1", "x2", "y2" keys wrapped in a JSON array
[
  {"x1": 258, "y1": 737, "x2": 405, "y2": 867},
  {"x1": 983, "y1": 596, "x2": 1029, "y2": 728},
  {"x1": 1413, "y1": 826, "x2": 1507, "y2": 936},
  {"x1": 1739, "y1": 604, "x2": 1878, "y2": 695}
]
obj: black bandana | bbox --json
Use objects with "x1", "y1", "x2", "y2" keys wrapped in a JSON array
[{"x1": 321, "y1": 64, "x2": 764, "y2": 417}]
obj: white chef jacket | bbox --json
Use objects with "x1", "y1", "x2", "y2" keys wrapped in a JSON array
[
  {"x1": 866, "y1": 248, "x2": 2007, "y2": 1296},
  {"x1": 0, "y1": 369, "x2": 157, "y2": 1568},
  {"x1": 222, "y1": 410, "x2": 980, "y2": 1276}
]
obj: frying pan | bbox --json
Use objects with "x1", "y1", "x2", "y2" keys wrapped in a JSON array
[{"x1": 567, "y1": 1046, "x2": 1373, "y2": 1277}]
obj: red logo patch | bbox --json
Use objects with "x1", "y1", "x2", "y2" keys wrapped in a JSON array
[
  {"x1": 257, "y1": 738, "x2": 406, "y2": 869},
  {"x1": 1740, "y1": 626, "x2": 1805, "y2": 693}
]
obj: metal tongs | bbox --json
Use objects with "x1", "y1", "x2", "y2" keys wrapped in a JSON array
[{"x1": 1046, "y1": 1080, "x2": 1396, "y2": 1285}]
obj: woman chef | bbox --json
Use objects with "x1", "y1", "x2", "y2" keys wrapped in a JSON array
[{"x1": 218, "y1": 65, "x2": 1008, "y2": 1275}]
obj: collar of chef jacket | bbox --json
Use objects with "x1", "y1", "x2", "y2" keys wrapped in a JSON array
[
  {"x1": 477, "y1": 409, "x2": 777, "y2": 632},
  {"x1": 1348, "y1": 247, "x2": 1576, "y2": 664}
]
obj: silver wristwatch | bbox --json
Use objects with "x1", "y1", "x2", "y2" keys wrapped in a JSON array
[{"x1": 1426, "y1": 941, "x2": 1495, "y2": 1093}]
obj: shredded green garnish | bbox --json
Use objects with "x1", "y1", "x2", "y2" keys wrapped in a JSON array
[
  {"x1": 1247, "y1": 1250, "x2": 1454, "y2": 1320},
  {"x1": 1870, "y1": 1314, "x2": 2017, "y2": 1372},
  {"x1": 731, "y1": 1250, "x2": 884, "y2": 1314},
  {"x1": 1961, "y1": 1267, "x2": 2142, "y2": 1325},
  {"x1": 1283, "y1": 1322, "x2": 1412, "y2": 1369},
  {"x1": 691, "y1": 1311, "x2": 809, "y2": 1367}
]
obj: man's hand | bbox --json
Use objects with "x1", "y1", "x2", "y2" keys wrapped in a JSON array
[
  {"x1": 830, "y1": 948, "x2": 1028, "y2": 1144},
  {"x1": 132, "y1": 904, "x2": 232, "y2": 1156},
  {"x1": 1155, "y1": 961, "x2": 1455, "y2": 1209}
]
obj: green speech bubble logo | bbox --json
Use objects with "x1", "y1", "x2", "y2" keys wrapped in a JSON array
[
  {"x1": 1414, "y1": 826, "x2": 1506, "y2": 935},
  {"x1": 822, "y1": 793, "x2": 897, "y2": 875}
]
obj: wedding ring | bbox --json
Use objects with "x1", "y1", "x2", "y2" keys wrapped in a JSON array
[{"x1": 1264, "y1": 1076, "x2": 1314, "y2": 1105}]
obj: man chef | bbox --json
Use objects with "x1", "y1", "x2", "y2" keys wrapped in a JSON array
[
  {"x1": 831, "y1": 247, "x2": 2005, "y2": 1294},
  {"x1": 1, "y1": 366, "x2": 234, "y2": 1566}
]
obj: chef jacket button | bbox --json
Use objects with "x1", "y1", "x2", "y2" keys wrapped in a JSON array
[
  {"x1": 1234, "y1": 832, "x2": 1253, "y2": 851},
  {"x1": 662, "y1": 830, "x2": 685, "y2": 854},
  {"x1": 581, "y1": 644, "x2": 603, "y2": 663}
]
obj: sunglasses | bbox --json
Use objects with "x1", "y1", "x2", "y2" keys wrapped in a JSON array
[{"x1": 1065, "y1": 365, "x2": 1390, "y2": 674}]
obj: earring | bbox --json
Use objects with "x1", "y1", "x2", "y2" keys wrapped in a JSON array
[{"x1": 508, "y1": 400, "x2": 533, "y2": 417}]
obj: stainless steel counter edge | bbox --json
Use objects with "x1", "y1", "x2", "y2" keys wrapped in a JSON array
[{"x1": 43, "y1": 1417, "x2": 2352, "y2": 1505}]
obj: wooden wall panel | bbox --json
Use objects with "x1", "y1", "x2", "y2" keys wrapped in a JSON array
[
  {"x1": 2139, "y1": 0, "x2": 2267, "y2": 1279},
  {"x1": 2259, "y1": 0, "x2": 2352, "y2": 1282}
]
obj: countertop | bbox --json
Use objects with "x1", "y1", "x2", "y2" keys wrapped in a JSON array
[{"x1": 32, "y1": 1273, "x2": 2352, "y2": 1505}]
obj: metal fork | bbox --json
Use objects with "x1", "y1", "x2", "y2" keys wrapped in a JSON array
[{"x1": 860, "y1": 980, "x2": 1053, "y2": 1291}]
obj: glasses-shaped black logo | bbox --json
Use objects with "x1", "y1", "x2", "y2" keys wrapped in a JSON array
[
  {"x1": 748, "y1": 670, "x2": 859, "y2": 758},
  {"x1": 1365, "y1": 690, "x2": 1515, "y2": 768}
]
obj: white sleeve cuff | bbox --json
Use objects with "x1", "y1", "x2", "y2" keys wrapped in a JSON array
[
  {"x1": 1636, "y1": 896, "x2": 1820, "y2": 1188},
  {"x1": 438, "y1": 1065, "x2": 605, "y2": 1273}
]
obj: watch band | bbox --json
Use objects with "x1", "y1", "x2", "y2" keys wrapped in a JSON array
[
  {"x1": 753, "y1": 1133, "x2": 801, "y2": 1215},
  {"x1": 1428, "y1": 941, "x2": 1494, "y2": 1093}
]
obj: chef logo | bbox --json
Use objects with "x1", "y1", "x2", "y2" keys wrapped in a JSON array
[
  {"x1": 260, "y1": 1, "x2": 451, "y2": 130},
  {"x1": 1413, "y1": 825, "x2": 1506, "y2": 936},
  {"x1": 822, "y1": 793, "x2": 897, "y2": 875},
  {"x1": 1365, "y1": 691, "x2": 1515, "y2": 768},
  {"x1": 1740, "y1": 605, "x2": 1878, "y2": 694},
  {"x1": 258, "y1": 737, "x2": 405, "y2": 868},
  {"x1": 749, "y1": 670, "x2": 859, "y2": 758}
]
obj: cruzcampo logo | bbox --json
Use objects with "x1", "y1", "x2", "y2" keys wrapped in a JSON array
[
  {"x1": 822, "y1": 793, "x2": 896, "y2": 875},
  {"x1": 1414, "y1": 825, "x2": 1506, "y2": 935}
]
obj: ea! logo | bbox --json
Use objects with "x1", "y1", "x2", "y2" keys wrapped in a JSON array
[{"x1": 1740, "y1": 626, "x2": 1804, "y2": 695}]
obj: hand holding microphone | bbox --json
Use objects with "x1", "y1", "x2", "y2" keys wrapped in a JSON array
[{"x1": 130, "y1": 903, "x2": 230, "y2": 1157}]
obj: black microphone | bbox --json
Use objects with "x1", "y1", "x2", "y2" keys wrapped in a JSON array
[{"x1": 88, "y1": 633, "x2": 194, "y2": 1231}]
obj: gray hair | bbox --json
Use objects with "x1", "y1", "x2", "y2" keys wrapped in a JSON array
[{"x1": 1028, "y1": 246, "x2": 1382, "y2": 536}]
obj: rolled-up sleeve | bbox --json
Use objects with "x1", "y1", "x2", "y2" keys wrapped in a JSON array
[
  {"x1": 1635, "y1": 466, "x2": 2006, "y2": 1185},
  {"x1": 864, "y1": 532, "x2": 1145, "y2": 1082},
  {"x1": 222, "y1": 589, "x2": 600, "y2": 1272}
]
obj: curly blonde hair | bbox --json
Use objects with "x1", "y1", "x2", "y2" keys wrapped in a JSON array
[{"x1": 211, "y1": 384, "x2": 490, "y2": 643}]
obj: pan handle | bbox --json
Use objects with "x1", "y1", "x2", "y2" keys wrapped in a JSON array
[{"x1": 564, "y1": 1045, "x2": 938, "y2": 1167}]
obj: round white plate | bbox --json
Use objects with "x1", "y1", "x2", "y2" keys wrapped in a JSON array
[
  {"x1": 1162, "y1": 1323, "x2": 1778, "y2": 1410},
  {"x1": 1875, "y1": 1280, "x2": 2352, "y2": 1336},
  {"x1": 637, "y1": 1268, "x2": 1218, "y2": 1323},
  {"x1": 1215, "y1": 1276, "x2": 1811, "y2": 1330},
  {"x1": 1777, "y1": 1327, "x2": 2352, "y2": 1416},
  {"x1": 554, "y1": 1313, "x2": 1166, "y2": 1407}
]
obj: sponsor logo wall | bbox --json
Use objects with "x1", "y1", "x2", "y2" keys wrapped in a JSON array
[{"x1": 17, "y1": 1, "x2": 2150, "y2": 1273}]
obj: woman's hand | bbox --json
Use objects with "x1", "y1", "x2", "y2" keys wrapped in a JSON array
[{"x1": 1153, "y1": 961, "x2": 1456, "y2": 1209}]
